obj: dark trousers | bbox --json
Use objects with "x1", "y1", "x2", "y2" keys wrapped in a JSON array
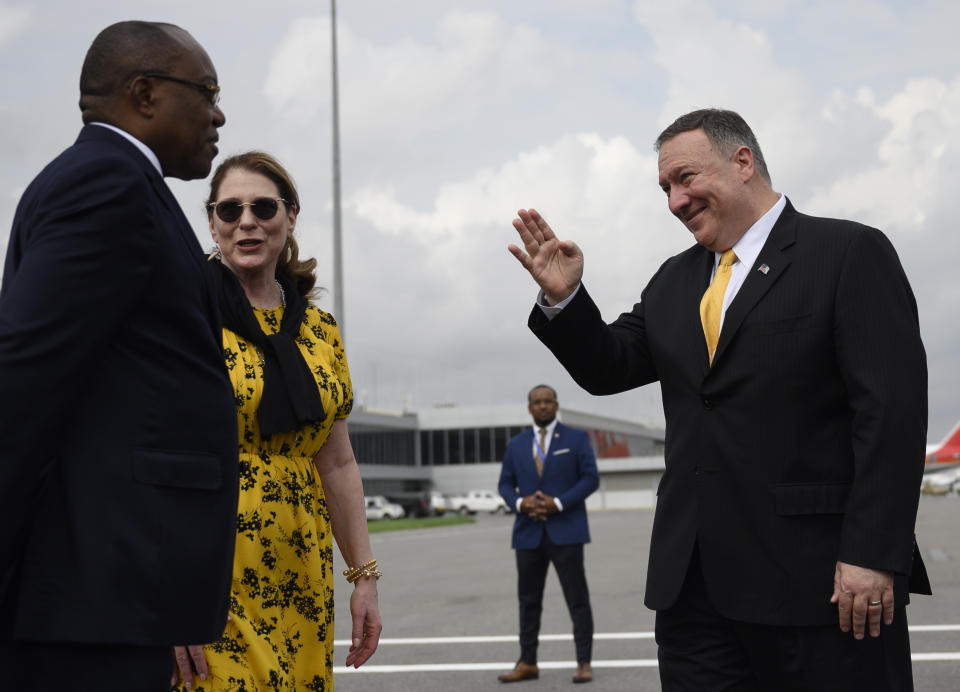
[
  {"x1": 0, "y1": 639, "x2": 171, "y2": 691},
  {"x1": 516, "y1": 532, "x2": 593, "y2": 664},
  {"x1": 655, "y1": 547, "x2": 914, "y2": 691}
]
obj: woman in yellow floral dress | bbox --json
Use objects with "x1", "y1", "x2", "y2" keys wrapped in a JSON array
[{"x1": 171, "y1": 152, "x2": 381, "y2": 691}]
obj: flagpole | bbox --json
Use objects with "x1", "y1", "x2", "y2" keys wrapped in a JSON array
[{"x1": 330, "y1": 0, "x2": 345, "y2": 342}]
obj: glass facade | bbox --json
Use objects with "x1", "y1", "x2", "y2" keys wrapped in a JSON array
[
  {"x1": 348, "y1": 429, "x2": 416, "y2": 466},
  {"x1": 349, "y1": 422, "x2": 662, "y2": 467}
]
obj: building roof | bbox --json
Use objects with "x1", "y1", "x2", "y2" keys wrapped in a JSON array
[{"x1": 352, "y1": 402, "x2": 664, "y2": 441}]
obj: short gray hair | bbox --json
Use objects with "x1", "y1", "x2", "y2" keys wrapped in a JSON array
[{"x1": 655, "y1": 108, "x2": 771, "y2": 184}]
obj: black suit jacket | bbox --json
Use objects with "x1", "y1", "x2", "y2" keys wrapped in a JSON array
[
  {"x1": 0, "y1": 125, "x2": 239, "y2": 645},
  {"x1": 530, "y1": 200, "x2": 929, "y2": 626}
]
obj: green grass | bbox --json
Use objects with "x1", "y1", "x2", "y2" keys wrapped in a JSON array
[{"x1": 366, "y1": 515, "x2": 476, "y2": 533}]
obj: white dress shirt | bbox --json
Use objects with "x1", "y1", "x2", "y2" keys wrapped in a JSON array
[
  {"x1": 516, "y1": 418, "x2": 564, "y2": 512},
  {"x1": 709, "y1": 193, "x2": 785, "y2": 334}
]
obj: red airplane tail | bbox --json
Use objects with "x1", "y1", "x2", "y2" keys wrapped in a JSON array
[{"x1": 927, "y1": 420, "x2": 960, "y2": 466}]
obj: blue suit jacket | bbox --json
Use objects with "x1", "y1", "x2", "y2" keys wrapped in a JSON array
[
  {"x1": 498, "y1": 422, "x2": 599, "y2": 550},
  {"x1": 0, "y1": 125, "x2": 239, "y2": 645}
]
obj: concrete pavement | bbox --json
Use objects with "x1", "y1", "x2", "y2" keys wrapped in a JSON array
[{"x1": 333, "y1": 495, "x2": 960, "y2": 690}]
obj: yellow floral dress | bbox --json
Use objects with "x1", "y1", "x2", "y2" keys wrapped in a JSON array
[{"x1": 174, "y1": 304, "x2": 352, "y2": 692}]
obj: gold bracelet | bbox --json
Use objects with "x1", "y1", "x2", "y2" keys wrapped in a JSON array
[
  {"x1": 344, "y1": 558, "x2": 376, "y2": 578},
  {"x1": 344, "y1": 566, "x2": 382, "y2": 583},
  {"x1": 343, "y1": 558, "x2": 382, "y2": 584}
]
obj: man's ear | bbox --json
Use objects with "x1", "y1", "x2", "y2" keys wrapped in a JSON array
[
  {"x1": 127, "y1": 75, "x2": 158, "y2": 118},
  {"x1": 733, "y1": 145, "x2": 756, "y2": 182}
]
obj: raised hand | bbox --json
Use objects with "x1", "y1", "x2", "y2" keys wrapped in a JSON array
[{"x1": 508, "y1": 208, "x2": 583, "y2": 305}]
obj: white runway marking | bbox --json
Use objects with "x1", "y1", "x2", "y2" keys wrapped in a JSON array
[
  {"x1": 335, "y1": 660, "x2": 658, "y2": 674},
  {"x1": 334, "y1": 626, "x2": 960, "y2": 674},
  {"x1": 910, "y1": 624, "x2": 960, "y2": 632},
  {"x1": 912, "y1": 653, "x2": 960, "y2": 661},
  {"x1": 333, "y1": 631, "x2": 655, "y2": 646},
  {"x1": 334, "y1": 624, "x2": 960, "y2": 647},
  {"x1": 335, "y1": 654, "x2": 960, "y2": 675}
]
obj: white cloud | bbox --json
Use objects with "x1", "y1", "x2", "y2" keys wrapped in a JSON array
[
  {"x1": 634, "y1": 0, "x2": 809, "y2": 126},
  {"x1": 350, "y1": 134, "x2": 649, "y2": 238},
  {"x1": 0, "y1": 5, "x2": 30, "y2": 44},
  {"x1": 352, "y1": 134, "x2": 656, "y2": 232},
  {"x1": 805, "y1": 75, "x2": 960, "y2": 233},
  {"x1": 346, "y1": 130, "x2": 690, "y2": 325},
  {"x1": 265, "y1": 11, "x2": 551, "y2": 138}
]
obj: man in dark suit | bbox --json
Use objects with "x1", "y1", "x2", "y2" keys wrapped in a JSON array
[
  {"x1": 508, "y1": 109, "x2": 929, "y2": 690},
  {"x1": 497, "y1": 384, "x2": 599, "y2": 684},
  {"x1": 0, "y1": 21, "x2": 238, "y2": 690}
]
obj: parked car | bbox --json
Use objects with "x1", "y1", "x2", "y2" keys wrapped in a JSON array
[
  {"x1": 384, "y1": 492, "x2": 431, "y2": 518},
  {"x1": 920, "y1": 467, "x2": 960, "y2": 495},
  {"x1": 364, "y1": 495, "x2": 405, "y2": 520},
  {"x1": 429, "y1": 492, "x2": 447, "y2": 516},
  {"x1": 447, "y1": 489, "x2": 509, "y2": 515}
]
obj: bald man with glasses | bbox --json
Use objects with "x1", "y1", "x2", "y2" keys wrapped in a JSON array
[{"x1": 0, "y1": 21, "x2": 238, "y2": 690}]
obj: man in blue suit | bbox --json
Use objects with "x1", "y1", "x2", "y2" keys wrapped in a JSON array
[
  {"x1": 0, "y1": 21, "x2": 237, "y2": 690},
  {"x1": 498, "y1": 385, "x2": 599, "y2": 684}
]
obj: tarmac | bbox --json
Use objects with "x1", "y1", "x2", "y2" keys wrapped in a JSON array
[{"x1": 333, "y1": 494, "x2": 960, "y2": 691}]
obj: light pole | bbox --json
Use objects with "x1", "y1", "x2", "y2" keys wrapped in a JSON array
[{"x1": 330, "y1": 0, "x2": 345, "y2": 341}]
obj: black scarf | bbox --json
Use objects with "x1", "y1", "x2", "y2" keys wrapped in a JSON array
[{"x1": 211, "y1": 260, "x2": 326, "y2": 438}]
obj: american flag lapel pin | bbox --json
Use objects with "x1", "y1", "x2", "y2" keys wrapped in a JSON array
[{"x1": 758, "y1": 264, "x2": 770, "y2": 275}]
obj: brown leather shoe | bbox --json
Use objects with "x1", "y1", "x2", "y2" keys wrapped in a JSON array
[
  {"x1": 572, "y1": 661, "x2": 593, "y2": 683},
  {"x1": 498, "y1": 661, "x2": 540, "y2": 682}
]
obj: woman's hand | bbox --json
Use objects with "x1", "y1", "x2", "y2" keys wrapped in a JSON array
[
  {"x1": 170, "y1": 644, "x2": 208, "y2": 690},
  {"x1": 313, "y1": 420, "x2": 382, "y2": 668},
  {"x1": 344, "y1": 577, "x2": 382, "y2": 668}
]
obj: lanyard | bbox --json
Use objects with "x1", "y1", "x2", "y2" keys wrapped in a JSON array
[{"x1": 534, "y1": 434, "x2": 548, "y2": 463}]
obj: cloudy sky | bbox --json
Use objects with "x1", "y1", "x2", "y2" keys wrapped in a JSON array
[{"x1": 1, "y1": 0, "x2": 958, "y2": 441}]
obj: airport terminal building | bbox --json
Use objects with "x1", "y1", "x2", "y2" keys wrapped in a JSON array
[{"x1": 348, "y1": 403, "x2": 665, "y2": 511}]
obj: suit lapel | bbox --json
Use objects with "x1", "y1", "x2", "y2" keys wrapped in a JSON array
[
  {"x1": 146, "y1": 173, "x2": 222, "y2": 333},
  {"x1": 710, "y1": 203, "x2": 798, "y2": 367},
  {"x1": 81, "y1": 125, "x2": 207, "y2": 271},
  {"x1": 148, "y1": 175, "x2": 206, "y2": 269},
  {"x1": 75, "y1": 125, "x2": 221, "y2": 333},
  {"x1": 549, "y1": 423, "x2": 564, "y2": 456}
]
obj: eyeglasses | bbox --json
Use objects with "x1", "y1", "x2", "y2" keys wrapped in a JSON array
[
  {"x1": 142, "y1": 72, "x2": 221, "y2": 106},
  {"x1": 209, "y1": 198, "x2": 289, "y2": 223}
]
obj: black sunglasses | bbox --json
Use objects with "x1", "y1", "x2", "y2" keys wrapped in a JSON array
[
  {"x1": 209, "y1": 198, "x2": 289, "y2": 223},
  {"x1": 142, "y1": 72, "x2": 221, "y2": 106}
]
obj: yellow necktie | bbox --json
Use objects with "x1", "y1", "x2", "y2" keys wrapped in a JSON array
[
  {"x1": 700, "y1": 249, "x2": 737, "y2": 365},
  {"x1": 535, "y1": 427, "x2": 547, "y2": 476}
]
